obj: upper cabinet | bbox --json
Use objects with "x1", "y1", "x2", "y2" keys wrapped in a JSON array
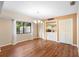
[{"x1": 45, "y1": 20, "x2": 57, "y2": 32}]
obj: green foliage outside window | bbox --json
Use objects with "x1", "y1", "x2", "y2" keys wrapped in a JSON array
[{"x1": 16, "y1": 21, "x2": 31, "y2": 34}]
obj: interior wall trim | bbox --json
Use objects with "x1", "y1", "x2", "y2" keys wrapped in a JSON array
[{"x1": 0, "y1": 43, "x2": 12, "y2": 48}]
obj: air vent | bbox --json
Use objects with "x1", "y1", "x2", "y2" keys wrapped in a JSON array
[
  {"x1": 48, "y1": 18, "x2": 54, "y2": 20},
  {"x1": 70, "y1": 1, "x2": 75, "y2": 6}
]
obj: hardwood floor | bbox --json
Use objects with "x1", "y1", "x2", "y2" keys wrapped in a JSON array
[{"x1": 0, "y1": 39, "x2": 78, "y2": 57}]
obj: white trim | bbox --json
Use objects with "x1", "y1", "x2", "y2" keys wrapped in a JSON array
[
  {"x1": 12, "y1": 20, "x2": 17, "y2": 45},
  {"x1": 14, "y1": 38, "x2": 33, "y2": 45},
  {"x1": 56, "y1": 40, "x2": 60, "y2": 43},
  {"x1": 78, "y1": 47, "x2": 79, "y2": 56},
  {"x1": 73, "y1": 44, "x2": 78, "y2": 47},
  {"x1": 0, "y1": 48, "x2": 1, "y2": 52},
  {"x1": 0, "y1": 43, "x2": 12, "y2": 48},
  {"x1": 0, "y1": 43, "x2": 13, "y2": 52},
  {"x1": 56, "y1": 40, "x2": 78, "y2": 47}
]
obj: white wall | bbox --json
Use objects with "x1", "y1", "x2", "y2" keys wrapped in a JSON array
[
  {"x1": 0, "y1": 2, "x2": 3, "y2": 13},
  {"x1": 16, "y1": 22, "x2": 37, "y2": 44},
  {"x1": 0, "y1": 18, "x2": 13, "y2": 47},
  {"x1": 38, "y1": 22, "x2": 45, "y2": 39},
  {"x1": 0, "y1": 10, "x2": 37, "y2": 46},
  {"x1": 77, "y1": 3, "x2": 79, "y2": 48},
  {"x1": 77, "y1": 2, "x2": 79, "y2": 56}
]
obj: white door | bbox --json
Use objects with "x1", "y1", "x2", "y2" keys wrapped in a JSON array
[
  {"x1": 65, "y1": 19, "x2": 73, "y2": 44},
  {"x1": 59, "y1": 20, "x2": 66, "y2": 43},
  {"x1": 59, "y1": 18, "x2": 73, "y2": 44}
]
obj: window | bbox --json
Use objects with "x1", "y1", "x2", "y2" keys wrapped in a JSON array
[{"x1": 16, "y1": 21, "x2": 31, "y2": 34}]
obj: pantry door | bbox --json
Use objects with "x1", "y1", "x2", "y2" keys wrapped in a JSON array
[{"x1": 59, "y1": 18, "x2": 73, "y2": 44}]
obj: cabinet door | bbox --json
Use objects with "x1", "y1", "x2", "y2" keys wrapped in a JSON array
[
  {"x1": 47, "y1": 32, "x2": 57, "y2": 41},
  {"x1": 59, "y1": 18, "x2": 73, "y2": 44}
]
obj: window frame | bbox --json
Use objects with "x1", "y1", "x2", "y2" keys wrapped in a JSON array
[{"x1": 16, "y1": 21, "x2": 31, "y2": 34}]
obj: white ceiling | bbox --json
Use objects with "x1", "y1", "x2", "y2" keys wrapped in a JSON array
[{"x1": 2, "y1": 1, "x2": 77, "y2": 19}]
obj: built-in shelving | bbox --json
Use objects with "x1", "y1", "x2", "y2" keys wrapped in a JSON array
[{"x1": 45, "y1": 19, "x2": 57, "y2": 32}]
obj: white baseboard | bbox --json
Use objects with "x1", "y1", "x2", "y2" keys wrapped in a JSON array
[
  {"x1": 55, "y1": 41, "x2": 78, "y2": 47},
  {"x1": 56, "y1": 41, "x2": 60, "y2": 43},
  {"x1": 0, "y1": 43, "x2": 12, "y2": 48},
  {"x1": 0, "y1": 43, "x2": 12, "y2": 52},
  {"x1": 13, "y1": 38, "x2": 34, "y2": 45},
  {"x1": 73, "y1": 44, "x2": 77, "y2": 47}
]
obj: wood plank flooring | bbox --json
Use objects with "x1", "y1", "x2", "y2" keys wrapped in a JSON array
[{"x1": 0, "y1": 39, "x2": 78, "y2": 57}]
